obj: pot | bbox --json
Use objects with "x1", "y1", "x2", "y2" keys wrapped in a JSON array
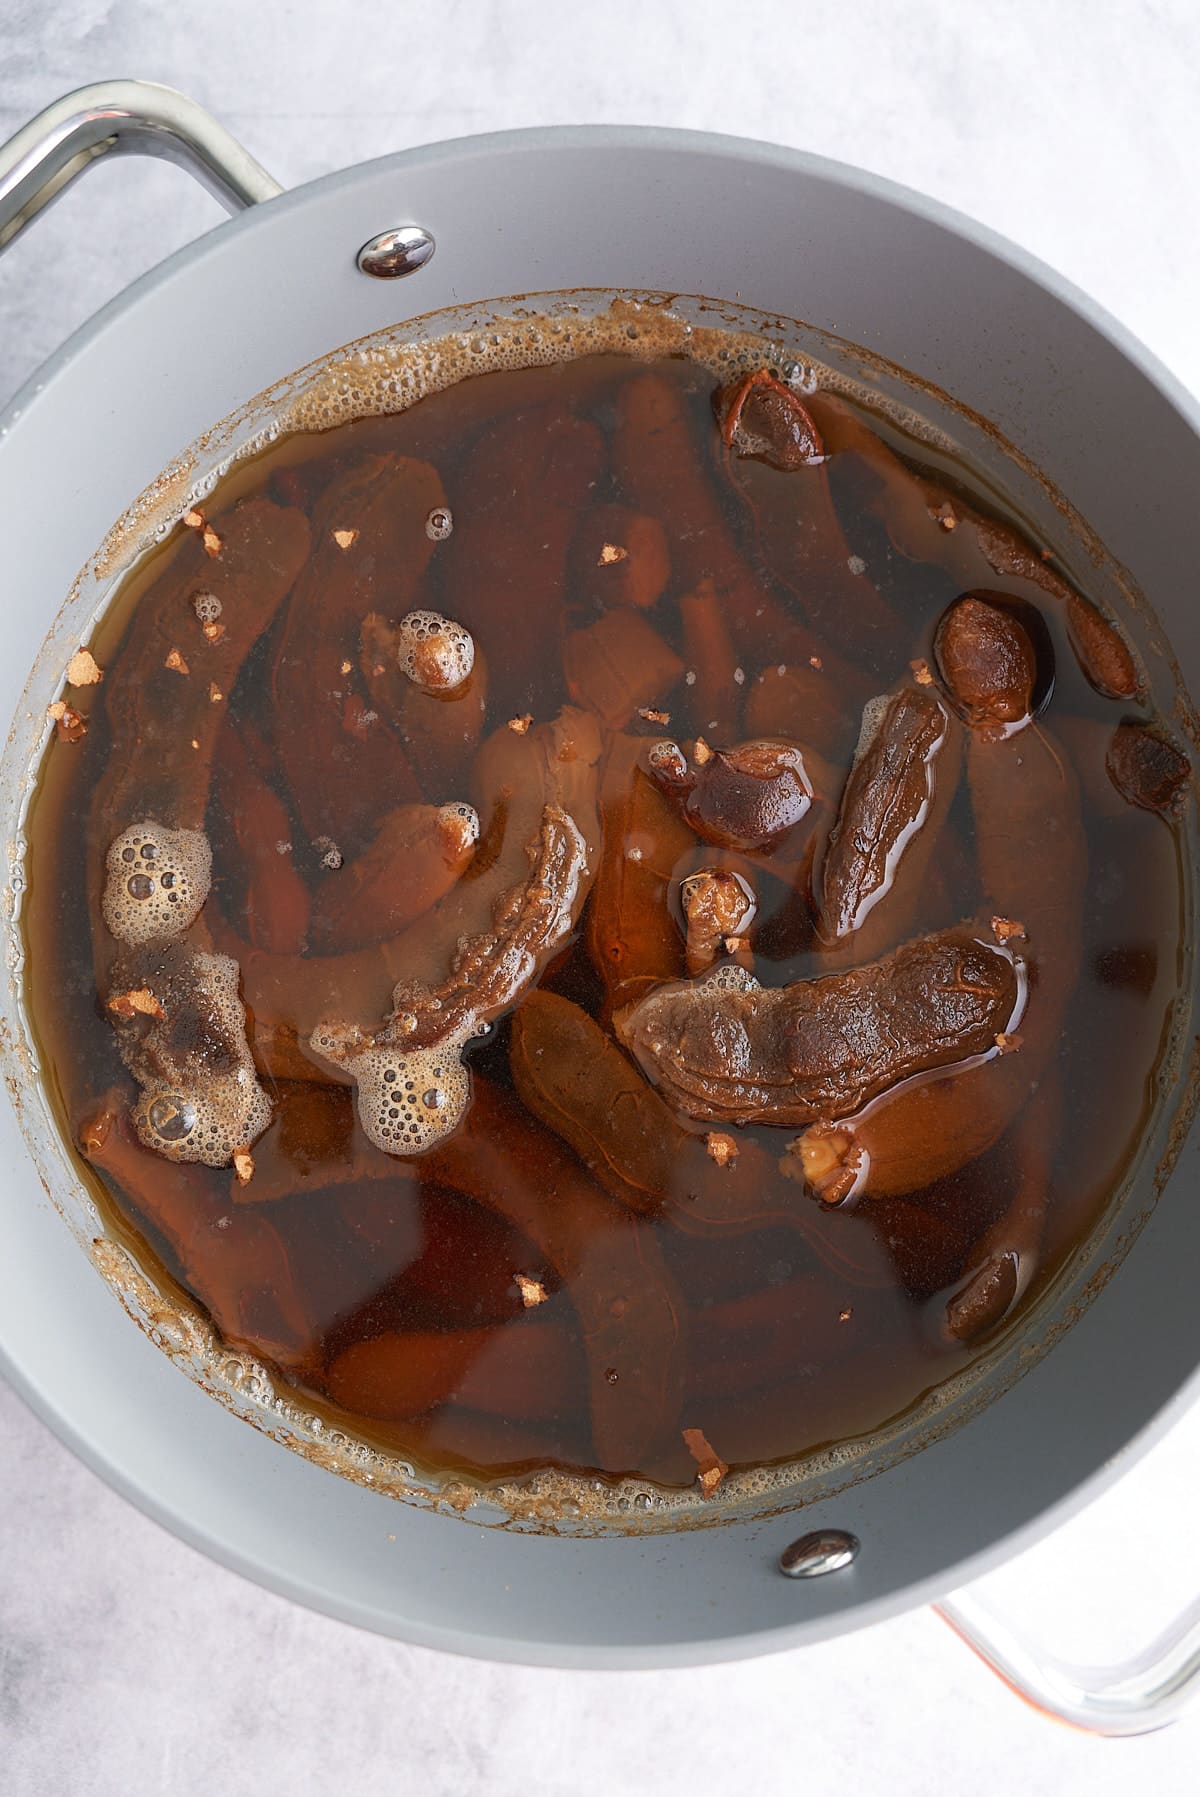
[{"x1": 1, "y1": 82, "x2": 1199, "y2": 1717}]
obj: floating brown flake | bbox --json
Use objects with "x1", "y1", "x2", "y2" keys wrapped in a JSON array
[
  {"x1": 682, "y1": 1426, "x2": 728, "y2": 1497},
  {"x1": 66, "y1": 649, "x2": 103, "y2": 688}
]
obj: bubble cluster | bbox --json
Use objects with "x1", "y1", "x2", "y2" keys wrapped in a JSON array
[
  {"x1": 313, "y1": 834, "x2": 343, "y2": 870},
  {"x1": 121, "y1": 951, "x2": 271, "y2": 1167},
  {"x1": 191, "y1": 591, "x2": 222, "y2": 624},
  {"x1": 396, "y1": 611, "x2": 475, "y2": 694},
  {"x1": 310, "y1": 1026, "x2": 470, "y2": 1154},
  {"x1": 697, "y1": 962, "x2": 761, "y2": 994},
  {"x1": 436, "y1": 802, "x2": 480, "y2": 858},
  {"x1": 102, "y1": 823, "x2": 211, "y2": 945},
  {"x1": 132, "y1": 1069, "x2": 271, "y2": 1166},
  {"x1": 274, "y1": 303, "x2": 862, "y2": 447},
  {"x1": 855, "y1": 694, "x2": 893, "y2": 761}
]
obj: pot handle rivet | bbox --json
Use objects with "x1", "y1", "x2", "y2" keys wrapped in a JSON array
[
  {"x1": 779, "y1": 1528, "x2": 860, "y2": 1579},
  {"x1": 357, "y1": 227, "x2": 436, "y2": 279}
]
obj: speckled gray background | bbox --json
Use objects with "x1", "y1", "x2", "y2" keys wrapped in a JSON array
[{"x1": 3, "y1": 3, "x2": 1200, "y2": 1791}]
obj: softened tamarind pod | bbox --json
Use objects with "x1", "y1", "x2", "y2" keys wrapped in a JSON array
[
  {"x1": 379, "y1": 705, "x2": 604, "y2": 995},
  {"x1": 1065, "y1": 596, "x2": 1139, "y2": 700},
  {"x1": 510, "y1": 988, "x2": 692, "y2": 1215},
  {"x1": 646, "y1": 736, "x2": 834, "y2": 865},
  {"x1": 230, "y1": 1065, "x2": 685, "y2": 1469},
  {"x1": 714, "y1": 370, "x2": 904, "y2": 661},
  {"x1": 958, "y1": 641, "x2": 1085, "y2": 1019},
  {"x1": 92, "y1": 496, "x2": 313, "y2": 837},
  {"x1": 425, "y1": 1080, "x2": 686, "y2": 1475},
  {"x1": 944, "y1": 1075, "x2": 1061, "y2": 1343},
  {"x1": 716, "y1": 368, "x2": 824, "y2": 472},
  {"x1": 359, "y1": 614, "x2": 489, "y2": 793},
  {"x1": 612, "y1": 370, "x2": 849, "y2": 678},
  {"x1": 570, "y1": 502, "x2": 672, "y2": 612},
  {"x1": 80, "y1": 1096, "x2": 316, "y2": 1373},
  {"x1": 934, "y1": 593, "x2": 1038, "y2": 734},
  {"x1": 586, "y1": 733, "x2": 695, "y2": 1016},
  {"x1": 324, "y1": 1315, "x2": 575, "y2": 1424},
  {"x1": 309, "y1": 802, "x2": 590, "y2": 1157},
  {"x1": 563, "y1": 606, "x2": 685, "y2": 730},
  {"x1": 225, "y1": 708, "x2": 603, "y2": 1044},
  {"x1": 325, "y1": 1269, "x2": 864, "y2": 1431},
  {"x1": 617, "y1": 925, "x2": 1021, "y2": 1129},
  {"x1": 802, "y1": 618, "x2": 1085, "y2": 1200},
  {"x1": 1106, "y1": 722, "x2": 1191, "y2": 816},
  {"x1": 88, "y1": 498, "x2": 312, "y2": 991},
  {"x1": 511, "y1": 990, "x2": 974, "y2": 1292},
  {"x1": 215, "y1": 721, "x2": 311, "y2": 956},
  {"x1": 271, "y1": 455, "x2": 439, "y2": 849},
  {"x1": 815, "y1": 686, "x2": 963, "y2": 967},
  {"x1": 308, "y1": 801, "x2": 479, "y2": 952},
  {"x1": 433, "y1": 405, "x2": 607, "y2": 716},
  {"x1": 381, "y1": 803, "x2": 588, "y2": 1058},
  {"x1": 680, "y1": 579, "x2": 743, "y2": 740},
  {"x1": 805, "y1": 387, "x2": 1143, "y2": 700},
  {"x1": 612, "y1": 370, "x2": 762, "y2": 612},
  {"x1": 804, "y1": 389, "x2": 1059, "y2": 593}
]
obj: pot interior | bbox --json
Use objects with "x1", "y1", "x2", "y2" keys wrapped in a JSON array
[{"x1": 8, "y1": 288, "x2": 1197, "y2": 1536}]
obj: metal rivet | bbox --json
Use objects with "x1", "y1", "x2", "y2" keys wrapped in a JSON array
[
  {"x1": 356, "y1": 226, "x2": 436, "y2": 279},
  {"x1": 779, "y1": 1529, "x2": 860, "y2": 1579}
]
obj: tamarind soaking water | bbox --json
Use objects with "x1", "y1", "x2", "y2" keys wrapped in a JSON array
[{"x1": 19, "y1": 302, "x2": 1191, "y2": 1519}]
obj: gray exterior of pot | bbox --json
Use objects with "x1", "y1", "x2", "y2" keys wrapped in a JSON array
[{"x1": 0, "y1": 126, "x2": 1198, "y2": 1668}]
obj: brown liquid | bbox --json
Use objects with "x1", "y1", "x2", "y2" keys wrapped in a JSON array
[{"x1": 22, "y1": 346, "x2": 1187, "y2": 1495}]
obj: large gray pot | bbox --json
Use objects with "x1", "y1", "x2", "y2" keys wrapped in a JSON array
[{"x1": 1, "y1": 83, "x2": 1198, "y2": 1717}]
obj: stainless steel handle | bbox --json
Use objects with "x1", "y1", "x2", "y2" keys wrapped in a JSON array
[
  {"x1": 0, "y1": 79, "x2": 282, "y2": 251},
  {"x1": 934, "y1": 1588, "x2": 1200, "y2": 1737}
]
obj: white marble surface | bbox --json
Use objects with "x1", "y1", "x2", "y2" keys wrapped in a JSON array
[{"x1": 3, "y1": 1, "x2": 1200, "y2": 1789}]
